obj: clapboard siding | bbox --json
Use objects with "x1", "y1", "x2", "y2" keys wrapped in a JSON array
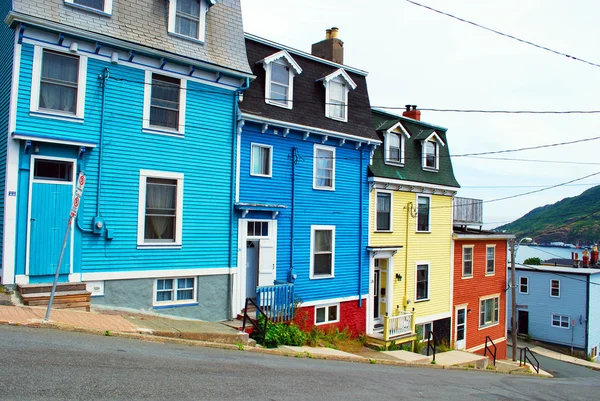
[
  {"x1": 239, "y1": 121, "x2": 370, "y2": 302},
  {"x1": 370, "y1": 190, "x2": 453, "y2": 319},
  {"x1": 14, "y1": 41, "x2": 238, "y2": 275},
  {"x1": 0, "y1": 2, "x2": 14, "y2": 268}
]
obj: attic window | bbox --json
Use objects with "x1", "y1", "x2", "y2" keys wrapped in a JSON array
[
  {"x1": 65, "y1": 0, "x2": 113, "y2": 14},
  {"x1": 384, "y1": 124, "x2": 410, "y2": 166},
  {"x1": 422, "y1": 132, "x2": 445, "y2": 172},
  {"x1": 168, "y1": 0, "x2": 209, "y2": 42},
  {"x1": 320, "y1": 69, "x2": 357, "y2": 123},
  {"x1": 268, "y1": 62, "x2": 292, "y2": 107}
]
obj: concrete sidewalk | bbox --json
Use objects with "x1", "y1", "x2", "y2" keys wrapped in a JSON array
[{"x1": 509, "y1": 339, "x2": 599, "y2": 370}]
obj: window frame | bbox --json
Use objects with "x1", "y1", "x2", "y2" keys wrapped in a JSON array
[
  {"x1": 153, "y1": 276, "x2": 197, "y2": 307},
  {"x1": 142, "y1": 71, "x2": 187, "y2": 136},
  {"x1": 249, "y1": 143, "x2": 273, "y2": 178},
  {"x1": 479, "y1": 295, "x2": 500, "y2": 328},
  {"x1": 415, "y1": 262, "x2": 430, "y2": 302},
  {"x1": 385, "y1": 132, "x2": 403, "y2": 165},
  {"x1": 422, "y1": 139, "x2": 439, "y2": 171},
  {"x1": 551, "y1": 314, "x2": 570, "y2": 329},
  {"x1": 314, "y1": 303, "x2": 340, "y2": 325},
  {"x1": 486, "y1": 245, "x2": 496, "y2": 275},
  {"x1": 30, "y1": 46, "x2": 88, "y2": 121},
  {"x1": 462, "y1": 245, "x2": 473, "y2": 278},
  {"x1": 417, "y1": 322, "x2": 433, "y2": 342},
  {"x1": 137, "y1": 170, "x2": 184, "y2": 249},
  {"x1": 65, "y1": 0, "x2": 113, "y2": 15},
  {"x1": 313, "y1": 144, "x2": 336, "y2": 191},
  {"x1": 325, "y1": 78, "x2": 348, "y2": 122},
  {"x1": 416, "y1": 195, "x2": 431, "y2": 233},
  {"x1": 265, "y1": 60, "x2": 295, "y2": 109},
  {"x1": 519, "y1": 276, "x2": 529, "y2": 294},
  {"x1": 167, "y1": 0, "x2": 209, "y2": 43},
  {"x1": 246, "y1": 220, "x2": 270, "y2": 239},
  {"x1": 550, "y1": 279, "x2": 561, "y2": 298},
  {"x1": 310, "y1": 225, "x2": 335, "y2": 279},
  {"x1": 375, "y1": 190, "x2": 393, "y2": 232}
]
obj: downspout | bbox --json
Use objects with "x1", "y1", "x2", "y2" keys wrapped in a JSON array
[
  {"x1": 404, "y1": 202, "x2": 411, "y2": 310},
  {"x1": 358, "y1": 149, "x2": 363, "y2": 307},
  {"x1": 290, "y1": 146, "x2": 297, "y2": 282},
  {"x1": 77, "y1": 68, "x2": 108, "y2": 233},
  {"x1": 228, "y1": 78, "x2": 250, "y2": 320},
  {"x1": 585, "y1": 274, "x2": 590, "y2": 355}
]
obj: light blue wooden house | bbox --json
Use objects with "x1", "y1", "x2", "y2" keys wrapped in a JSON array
[
  {"x1": 233, "y1": 31, "x2": 380, "y2": 334},
  {"x1": 0, "y1": 0, "x2": 253, "y2": 321},
  {"x1": 507, "y1": 264, "x2": 600, "y2": 361}
]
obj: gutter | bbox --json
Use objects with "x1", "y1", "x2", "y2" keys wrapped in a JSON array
[
  {"x1": 6, "y1": 12, "x2": 255, "y2": 81},
  {"x1": 585, "y1": 274, "x2": 590, "y2": 354},
  {"x1": 358, "y1": 149, "x2": 364, "y2": 307}
]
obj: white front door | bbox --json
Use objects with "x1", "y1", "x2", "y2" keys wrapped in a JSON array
[
  {"x1": 456, "y1": 307, "x2": 466, "y2": 350},
  {"x1": 258, "y1": 237, "x2": 276, "y2": 287}
]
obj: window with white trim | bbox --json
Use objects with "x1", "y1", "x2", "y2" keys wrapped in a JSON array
[
  {"x1": 310, "y1": 226, "x2": 335, "y2": 279},
  {"x1": 168, "y1": 0, "x2": 209, "y2": 42},
  {"x1": 30, "y1": 46, "x2": 88, "y2": 120},
  {"x1": 486, "y1": 245, "x2": 495, "y2": 274},
  {"x1": 137, "y1": 170, "x2": 184, "y2": 247},
  {"x1": 551, "y1": 280, "x2": 560, "y2": 297},
  {"x1": 268, "y1": 62, "x2": 291, "y2": 108},
  {"x1": 313, "y1": 145, "x2": 335, "y2": 190},
  {"x1": 417, "y1": 195, "x2": 430, "y2": 232},
  {"x1": 591, "y1": 346, "x2": 598, "y2": 359},
  {"x1": 143, "y1": 72, "x2": 187, "y2": 134},
  {"x1": 552, "y1": 314, "x2": 569, "y2": 328},
  {"x1": 315, "y1": 304, "x2": 339, "y2": 325},
  {"x1": 250, "y1": 144, "x2": 272, "y2": 177},
  {"x1": 386, "y1": 133, "x2": 402, "y2": 163},
  {"x1": 519, "y1": 276, "x2": 529, "y2": 294},
  {"x1": 417, "y1": 322, "x2": 433, "y2": 342},
  {"x1": 247, "y1": 221, "x2": 269, "y2": 238},
  {"x1": 423, "y1": 139, "x2": 438, "y2": 170},
  {"x1": 462, "y1": 246, "x2": 473, "y2": 277},
  {"x1": 155, "y1": 277, "x2": 196, "y2": 305},
  {"x1": 376, "y1": 192, "x2": 392, "y2": 231},
  {"x1": 65, "y1": 0, "x2": 113, "y2": 14},
  {"x1": 326, "y1": 79, "x2": 347, "y2": 121},
  {"x1": 416, "y1": 264, "x2": 429, "y2": 301},
  {"x1": 480, "y1": 296, "x2": 499, "y2": 327}
]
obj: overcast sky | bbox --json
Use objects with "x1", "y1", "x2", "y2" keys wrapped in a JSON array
[{"x1": 241, "y1": 0, "x2": 600, "y2": 228}]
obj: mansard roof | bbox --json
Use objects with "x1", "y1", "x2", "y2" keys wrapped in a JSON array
[{"x1": 240, "y1": 35, "x2": 379, "y2": 142}]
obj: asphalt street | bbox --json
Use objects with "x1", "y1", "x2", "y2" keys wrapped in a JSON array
[
  {"x1": 1, "y1": 325, "x2": 598, "y2": 401},
  {"x1": 507, "y1": 345, "x2": 600, "y2": 379}
]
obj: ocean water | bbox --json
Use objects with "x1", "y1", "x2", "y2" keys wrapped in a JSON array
[{"x1": 511, "y1": 245, "x2": 581, "y2": 264}]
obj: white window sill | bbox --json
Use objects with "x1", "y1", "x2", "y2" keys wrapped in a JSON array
[
  {"x1": 423, "y1": 167, "x2": 439, "y2": 172},
  {"x1": 250, "y1": 173, "x2": 273, "y2": 178},
  {"x1": 153, "y1": 302, "x2": 198, "y2": 309},
  {"x1": 137, "y1": 243, "x2": 182, "y2": 250},
  {"x1": 315, "y1": 320, "x2": 340, "y2": 326},
  {"x1": 519, "y1": 292, "x2": 529, "y2": 295},
  {"x1": 310, "y1": 274, "x2": 334, "y2": 280},
  {"x1": 143, "y1": 127, "x2": 184, "y2": 138},
  {"x1": 478, "y1": 322, "x2": 499, "y2": 331},
  {"x1": 167, "y1": 32, "x2": 206, "y2": 45},
  {"x1": 30, "y1": 110, "x2": 84, "y2": 123},
  {"x1": 416, "y1": 230, "x2": 431, "y2": 234},
  {"x1": 326, "y1": 114, "x2": 348, "y2": 123},
  {"x1": 461, "y1": 275, "x2": 473, "y2": 279},
  {"x1": 375, "y1": 229, "x2": 393, "y2": 233},
  {"x1": 485, "y1": 272, "x2": 496, "y2": 277},
  {"x1": 385, "y1": 160, "x2": 404, "y2": 167},
  {"x1": 266, "y1": 99, "x2": 293, "y2": 109},
  {"x1": 313, "y1": 186, "x2": 336, "y2": 191},
  {"x1": 64, "y1": 2, "x2": 112, "y2": 17},
  {"x1": 415, "y1": 298, "x2": 429, "y2": 303},
  {"x1": 551, "y1": 325, "x2": 570, "y2": 330},
  {"x1": 550, "y1": 295, "x2": 561, "y2": 298}
]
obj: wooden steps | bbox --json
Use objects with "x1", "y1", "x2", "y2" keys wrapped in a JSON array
[{"x1": 17, "y1": 283, "x2": 91, "y2": 311}]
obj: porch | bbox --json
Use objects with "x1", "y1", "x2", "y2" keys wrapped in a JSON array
[{"x1": 368, "y1": 312, "x2": 415, "y2": 346}]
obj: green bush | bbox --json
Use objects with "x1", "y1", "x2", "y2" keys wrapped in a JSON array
[
  {"x1": 523, "y1": 257, "x2": 542, "y2": 265},
  {"x1": 255, "y1": 315, "x2": 306, "y2": 348}
]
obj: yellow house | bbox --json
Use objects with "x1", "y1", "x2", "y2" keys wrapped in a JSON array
[{"x1": 366, "y1": 108, "x2": 460, "y2": 347}]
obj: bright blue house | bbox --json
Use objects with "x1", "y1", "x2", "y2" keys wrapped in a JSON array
[
  {"x1": 234, "y1": 30, "x2": 380, "y2": 334},
  {"x1": 508, "y1": 264, "x2": 600, "y2": 361},
  {"x1": 0, "y1": 0, "x2": 253, "y2": 321}
]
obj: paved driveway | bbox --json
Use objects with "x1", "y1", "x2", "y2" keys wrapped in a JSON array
[{"x1": 508, "y1": 345, "x2": 600, "y2": 379}]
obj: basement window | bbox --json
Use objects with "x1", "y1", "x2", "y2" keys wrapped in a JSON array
[
  {"x1": 315, "y1": 303, "x2": 339, "y2": 325},
  {"x1": 154, "y1": 277, "x2": 197, "y2": 307}
]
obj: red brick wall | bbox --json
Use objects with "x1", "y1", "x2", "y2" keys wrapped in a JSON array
[
  {"x1": 293, "y1": 299, "x2": 366, "y2": 336},
  {"x1": 453, "y1": 239, "x2": 508, "y2": 353}
]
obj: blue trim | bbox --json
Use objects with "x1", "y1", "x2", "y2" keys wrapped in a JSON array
[
  {"x1": 12, "y1": 131, "x2": 98, "y2": 147},
  {"x1": 153, "y1": 302, "x2": 199, "y2": 310},
  {"x1": 64, "y1": 2, "x2": 113, "y2": 18}
]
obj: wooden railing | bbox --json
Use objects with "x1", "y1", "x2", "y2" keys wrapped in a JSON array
[
  {"x1": 453, "y1": 197, "x2": 483, "y2": 225},
  {"x1": 256, "y1": 283, "x2": 295, "y2": 322},
  {"x1": 383, "y1": 312, "x2": 412, "y2": 341}
]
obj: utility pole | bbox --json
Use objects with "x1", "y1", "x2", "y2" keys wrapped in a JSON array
[{"x1": 510, "y1": 237, "x2": 517, "y2": 361}]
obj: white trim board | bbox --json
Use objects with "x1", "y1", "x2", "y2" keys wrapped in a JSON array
[
  {"x1": 78, "y1": 267, "x2": 235, "y2": 282},
  {"x1": 299, "y1": 295, "x2": 367, "y2": 308},
  {"x1": 414, "y1": 311, "x2": 452, "y2": 325}
]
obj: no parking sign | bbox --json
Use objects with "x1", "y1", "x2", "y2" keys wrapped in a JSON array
[{"x1": 70, "y1": 172, "x2": 86, "y2": 218}]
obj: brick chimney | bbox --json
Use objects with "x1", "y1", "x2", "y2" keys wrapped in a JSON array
[
  {"x1": 311, "y1": 27, "x2": 344, "y2": 64},
  {"x1": 402, "y1": 105, "x2": 421, "y2": 121}
]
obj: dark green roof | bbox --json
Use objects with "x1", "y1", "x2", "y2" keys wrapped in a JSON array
[{"x1": 369, "y1": 109, "x2": 460, "y2": 188}]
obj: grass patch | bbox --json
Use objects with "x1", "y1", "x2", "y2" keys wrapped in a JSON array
[
  {"x1": 234, "y1": 341, "x2": 245, "y2": 351},
  {"x1": 486, "y1": 365, "x2": 497, "y2": 370},
  {"x1": 369, "y1": 359, "x2": 377, "y2": 364}
]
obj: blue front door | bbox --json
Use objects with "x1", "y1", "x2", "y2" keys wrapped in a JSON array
[{"x1": 28, "y1": 159, "x2": 74, "y2": 278}]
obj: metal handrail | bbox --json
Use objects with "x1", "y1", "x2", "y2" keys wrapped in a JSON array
[
  {"x1": 241, "y1": 297, "x2": 269, "y2": 346},
  {"x1": 519, "y1": 347, "x2": 540, "y2": 374},
  {"x1": 484, "y1": 335, "x2": 497, "y2": 366},
  {"x1": 426, "y1": 330, "x2": 437, "y2": 362}
]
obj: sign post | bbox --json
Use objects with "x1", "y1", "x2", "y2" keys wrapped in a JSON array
[{"x1": 45, "y1": 172, "x2": 86, "y2": 321}]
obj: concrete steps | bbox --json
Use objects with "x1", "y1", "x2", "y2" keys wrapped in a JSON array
[{"x1": 17, "y1": 283, "x2": 91, "y2": 311}]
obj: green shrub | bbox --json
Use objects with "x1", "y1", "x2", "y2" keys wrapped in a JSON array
[{"x1": 523, "y1": 257, "x2": 542, "y2": 265}]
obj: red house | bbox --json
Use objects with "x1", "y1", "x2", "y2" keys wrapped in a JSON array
[{"x1": 452, "y1": 198, "x2": 513, "y2": 361}]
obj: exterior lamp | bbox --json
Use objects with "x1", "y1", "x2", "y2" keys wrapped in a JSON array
[
  {"x1": 510, "y1": 236, "x2": 532, "y2": 361},
  {"x1": 395, "y1": 273, "x2": 402, "y2": 281}
]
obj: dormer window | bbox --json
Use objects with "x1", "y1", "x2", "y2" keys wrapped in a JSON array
[
  {"x1": 65, "y1": 0, "x2": 113, "y2": 14},
  {"x1": 259, "y1": 50, "x2": 302, "y2": 110},
  {"x1": 384, "y1": 122, "x2": 410, "y2": 165},
  {"x1": 319, "y1": 69, "x2": 357, "y2": 123},
  {"x1": 421, "y1": 132, "x2": 445, "y2": 171},
  {"x1": 168, "y1": 0, "x2": 211, "y2": 42}
]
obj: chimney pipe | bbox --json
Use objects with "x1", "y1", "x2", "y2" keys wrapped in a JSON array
[
  {"x1": 402, "y1": 104, "x2": 421, "y2": 121},
  {"x1": 311, "y1": 27, "x2": 344, "y2": 64}
]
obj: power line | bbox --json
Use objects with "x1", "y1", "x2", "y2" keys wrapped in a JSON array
[
  {"x1": 405, "y1": 0, "x2": 600, "y2": 69},
  {"x1": 516, "y1": 263, "x2": 600, "y2": 286},
  {"x1": 403, "y1": 108, "x2": 600, "y2": 115},
  {"x1": 464, "y1": 156, "x2": 600, "y2": 166},
  {"x1": 461, "y1": 183, "x2": 600, "y2": 189}
]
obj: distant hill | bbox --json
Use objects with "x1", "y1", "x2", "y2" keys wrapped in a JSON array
[{"x1": 495, "y1": 185, "x2": 600, "y2": 245}]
